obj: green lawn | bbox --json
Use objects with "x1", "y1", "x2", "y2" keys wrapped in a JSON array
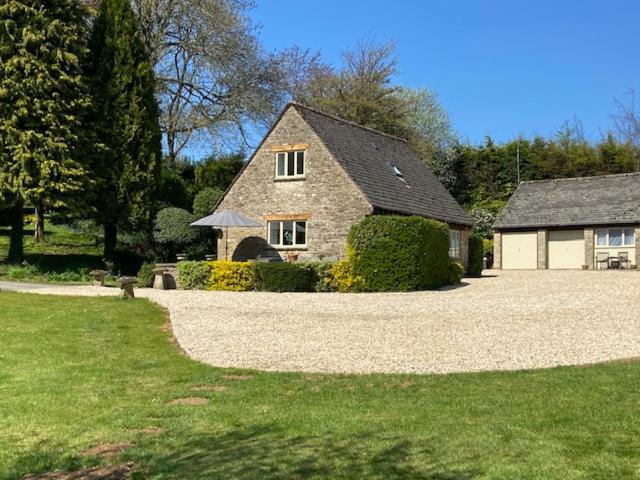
[
  {"x1": 0, "y1": 222, "x2": 103, "y2": 283},
  {"x1": 1, "y1": 292, "x2": 639, "y2": 479}
]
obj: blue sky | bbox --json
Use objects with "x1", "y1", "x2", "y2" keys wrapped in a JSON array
[{"x1": 251, "y1": 0, "x2": 639, "y2": 145}]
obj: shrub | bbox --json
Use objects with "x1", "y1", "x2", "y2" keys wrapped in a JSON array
[
  {"x1": 153, "y1": 207, "x2": 199, "y2": 261},
  {"x1": 347, "y1": 215, "x2": 450, "y2": 291},
  {"x1": 192, "y1": 187, "x2": 224, "y2": 217},
  {"x1": 47, "y1": 269, "x2": 91, "y2": 283},
  {"x1": 254, "y1": 262, "x2": 316, "y2": 292},
  {"x1": 207, "y1": 261, "x2": 254, "y2": 291},
  {"x1": 298, "y1": 260, "x2": 335, "y2": 292},
  {"x1": 178, "y1": 261, "x2": 212, "y2": 290},
  {"x1": 136, "y1": 262, "x2": 156, "y2": 288},
  {"x1": 5, "y1": 262, "x2": 39, "y2": 280},
  {"x1": 467, "y1": 233, "x2": 484, "y2": 277},
  {"x1": 328, "y1": 258, "x2": 365, "y2": 293},
  {"x1": 422, "y1": 221, "x2": 451, "y2": 289},
  {"x1": 154, "y1": 207, "x2": 198, "y2": 244},
  {"x1": 448, "y1": 260, "x2": 464, "y2": 285},
  {"x1": 483, "y1": 239, "x2": 494, "y2": 268}
]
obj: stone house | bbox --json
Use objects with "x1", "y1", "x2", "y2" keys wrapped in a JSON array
[
  {"x1": 493, "y1": 173, "x2": 640, "y2": 269},
  {"x1": 213, "y1": 103, "x2": 474, "y2": 266}
]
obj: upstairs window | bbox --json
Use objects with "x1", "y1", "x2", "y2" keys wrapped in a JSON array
[
  {"x1": 449, "y1": 230, "x2": 461, "y2": 258},
  {"x1": 276, "y1": 151, "x2": 305, "y2": 179},
  {"x1": 268, "y1": 220, "x2": 307, "y2": 247}
]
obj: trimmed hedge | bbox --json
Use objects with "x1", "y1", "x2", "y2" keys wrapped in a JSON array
[
  {"x1": 468, "y1": 234, "x2": 484, "y2": 277},
  {"x1": 254, "y1": 262, "x2": 316, "y2": 292},
  {"x1": 328, "y1": 257, "x2": 364, "y2": 293},
  {"x1": 178, "y1": 261, "x2": 211, "y2": 290},
  {"x1": 448, "y1": 260, "x2": 464, "y2": 285},
  {"x1": 297, "y1": 260, "x2": 336, "y2": 292},
  {"x1": 208, "y1": 260, "x2": 254, "y2": 291},
  {"x1": 347, "y1": 215, "x2": 450, "y2": 292},
  {"x1": 136, "y1": 262, "x2": 156, "y2": 288}
]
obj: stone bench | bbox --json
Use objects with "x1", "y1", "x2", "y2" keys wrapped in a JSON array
[
  {"x1": 153, "y1": 268, "x2": 167, "y2": 290},
  {"x1": 155, "y1": 263, "x2": 179, "y2": 289},
  {"x1": 89, "y1": 269, "x2": 108, "y2": 287}
]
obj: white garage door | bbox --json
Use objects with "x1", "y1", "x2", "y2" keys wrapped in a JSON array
[
  {"x1": 548, "y1": 230, "x2": 584, "y2": 269},
  {"x1": 502, "y1": 232, "x2": 537, "y2": 269}
]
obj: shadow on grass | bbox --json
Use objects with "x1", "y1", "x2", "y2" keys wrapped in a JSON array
[
  {"x1": 21, "y1": 254, "x2": 104, "y2": 273},
  {"x1": 134, "y1": 424, "x2": 482, "y2": 479},
  {"x1": 10, "y1": 425, "x2": 482, "y2": 480}
]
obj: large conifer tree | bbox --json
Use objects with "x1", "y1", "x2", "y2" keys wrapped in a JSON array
[
  {"x1": 0, "y1": 0, "x2": 91, "y2": 260},
  {"x1": 86, "y1": 0, "x2": 161, "y2": 261}
]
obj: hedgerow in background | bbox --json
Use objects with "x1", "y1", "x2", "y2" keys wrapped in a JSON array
[
  {"x1": 207, "y1": 261, "x2": 254, "y2": 291},
  {"x1": 467, "y1": 234, "x2": 484, "y2": 277},
  {"x1": 192, "y1": 187, "x2": 224, "y2": 217},
  {"x1": 254, "y1": 263, "x2": 316, "y2": 292},
  {"x1": 347, "y1": 216, "x2": 450, "y2": 291},
  {"x1": 178, "y1": 261, "x2": 212, "y2": 290}
]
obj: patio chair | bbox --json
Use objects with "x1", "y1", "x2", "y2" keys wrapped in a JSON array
[
  {"x1": 595, "y1": 252, "x2": 609, "y2": 270},
  {"x1": 609, "y1": 256, "x2": 620, "y2": 269},
  {"x1": 618, "y1": 252, "x2": 630, "y2": 269}
]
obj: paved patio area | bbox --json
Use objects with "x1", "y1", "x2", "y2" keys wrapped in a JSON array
[{"x1": 4, "y1": 270, "x2": 639, "y2": 374}]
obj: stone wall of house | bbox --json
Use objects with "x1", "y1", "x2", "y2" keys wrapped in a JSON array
[
  {"x1": 459, "y1": 229, "x2": 470, "y2": 270},
  {"x1": 216, "y1": 107, "x2": 373, "y2": 261},
  {"x1": 584, "y1": 228, "x2": 595, "y2": 269},
  {"x1": 635, "y1": 227, "x2": 640, "y2": 267},
  {"x1": 493, "y1": 231, "x2": 502, "y2": 269},
  {"x1": 537, "y1": 229, "x2": 548, "y2": 269}
]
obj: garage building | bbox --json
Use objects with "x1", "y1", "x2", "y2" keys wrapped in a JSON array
[{"x1": 493, "y1": 173, "x2": 640, "y2": 270}]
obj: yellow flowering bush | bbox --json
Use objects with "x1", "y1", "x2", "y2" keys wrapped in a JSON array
[
  {"x1": 207, "y1": 260, "x2": 255, "y2": 291},
  {"x1": 328, "y1": 258, "x2": 364, "y2": 293}
]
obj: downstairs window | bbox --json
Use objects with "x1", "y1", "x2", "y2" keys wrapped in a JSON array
[
  {"x1": 268, "y1": 220, "x2": 307, "y2": 248},
  {"x1": 449, "y1": 230, "x2": 461, "y2": 258}
]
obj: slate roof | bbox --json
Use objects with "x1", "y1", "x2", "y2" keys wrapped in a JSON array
[
  {"x1": 293, "y1": 103, "x2": 473, "y2": 226},
  {"x1": 494, "y1": 172, "x2": 640, "y2": 229}
]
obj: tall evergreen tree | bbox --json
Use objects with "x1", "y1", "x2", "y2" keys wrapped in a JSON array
[
  {"x1": 86, "y1": 0, "x2": 161, "y2": 261},
  {"x1": 0, "y1": 0, "x2": 91, "y2": 259}
]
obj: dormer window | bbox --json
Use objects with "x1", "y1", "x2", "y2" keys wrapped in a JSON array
[{"x1": 276, "y1": 150, "x2": 305, "y2": 179}]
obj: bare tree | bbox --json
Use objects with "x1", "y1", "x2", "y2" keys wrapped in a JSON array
[
  {"x1": 612, "y1": 88, "x2": 640, "y2": 171},
  {"x1": 131, "y1": 0, "x2": 290, "y2": 161}
]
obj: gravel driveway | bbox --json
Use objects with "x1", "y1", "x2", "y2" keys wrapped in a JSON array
[{"x1": 6, "y1": 270, "x2": 640, "y2": 374}]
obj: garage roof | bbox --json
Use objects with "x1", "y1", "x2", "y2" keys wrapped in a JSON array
[{"x1": 494, "y1": 172, "x2": 640, "y2": 229}]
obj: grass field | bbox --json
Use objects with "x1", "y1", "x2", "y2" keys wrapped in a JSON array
[
  {"x1": 0, "y1": 222, "x2": 103, "y2": 283},
  {"x1": 1, "y1": 292, "x2": 639, "y2": 479}
]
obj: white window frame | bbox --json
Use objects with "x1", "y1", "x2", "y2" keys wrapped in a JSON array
[
  {"x1": 449, "y1": 230, "x2": 461, "y2": 258},
  {"x1": 595, "y1": 228, "x2": 635, "y2": 247},
  {"x1": 275, "y1": 150, "x2": 306, "y2": 179},
  {"x1": 268, "y1": 220, "x2": 308, "y2": 248}
]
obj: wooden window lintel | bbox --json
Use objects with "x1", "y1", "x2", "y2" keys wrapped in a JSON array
[
  {"x1": 263, "y1": 213, "x2": 311, "y2": 221},
  {"x1": 270, "y1": 143, "x2": 309, "y2": 152}
]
